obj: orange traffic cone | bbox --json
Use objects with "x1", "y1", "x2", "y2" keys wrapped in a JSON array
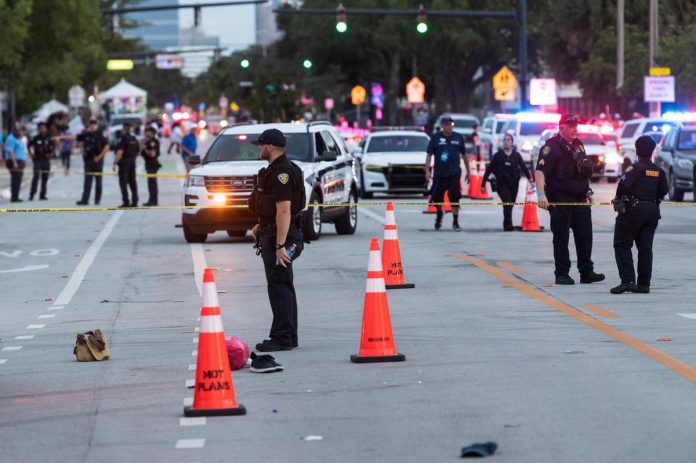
[
  {"x1": 423, "y1": 195, "x2": 437, "y2": 214},
  {"x1": 468, "y1": 159, "x2": 482, "y2": 198},
  {"x1": 521, "y1": 182, "x2": 542, "y2": 232},
  {"x1": 443, "y1": 191, "x2": 452, "y2": 212},
  {"x1": 184, "y1": 268, "x2": 246, "y2": 417},
  {"x1": 477, "y1": 159, "x2": 492, "y2": 199},
  {"x1": 351, "y1": 238, "x2": 406, "y2": 363},
  {"x1": 382, "y1": 202, "x2": 415, "y2": 290}
]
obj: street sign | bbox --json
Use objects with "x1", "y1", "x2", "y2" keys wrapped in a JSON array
[
  {"x1": 324, "y1": 98, "x2": 334, "y2": 110},
  {"x1": 219, "y1": 96, "x2": 229, "y2": 109},
  {"x1": 650, "y1": 67, "x2": 671, "y2": 77},
  {"x1": 68, "y1": 85, "x2": 86, "y2": 108},
  {"x1": 644, "y1": 76, "x2": 675, "y2": 102},
  {"x1": 406, "y1": 77, "x2": 425, "y2": 104},
  {"x1": 494, "y1": 88, "x2": 515, "y2": 101},
  {"x1": 371, "y1": 83, "x2": 384, "y2": 107},
  {"x1": 156, "y1": 54, "x2": 183, "y2": 70},
  {"x1": 106, "y1": 59, "x2": 133, "y2": 71},
  {"x1": 493, "y1": 66, "x2": 517, "y2": 92},
  {"x1": 529, "y1": 78, "x2": 557, "y2": 106},
  {"x1": 351, "y1": 85, "x2": 367, "y2": 106}
]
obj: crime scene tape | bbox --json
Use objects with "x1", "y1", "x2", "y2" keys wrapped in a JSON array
[{"x1": 3, "y1": 201, "x2": 696, "y2": 214}]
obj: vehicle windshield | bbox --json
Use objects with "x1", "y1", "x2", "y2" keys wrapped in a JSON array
[
  {"x1": 520, "y1": 122, "x2": 558, "y2": 136},
  {"x1": 366, "y1": 135, "x2": 429, "y2": 153},
  {"x1": 110, "y1": 117, "x2": 142, "y2": 127},
  {"x1": 643, "y1": 122, "x2": 678, "y2": 133},
  {"x1": 452, "y1": 118, "x2": 478, "y2": 129},
  {"x1": 495, "y1": 121, "x2": 508, "y2": 133},
  {"x1": 678, "y1": 129, "x2": 696, "y2": 150},
  {"x1": 578, "y1": 133, "x2": 605, "y2": 146},
  {"x1": 204, "y1": 133, "x2": 312, "y2": 163}
]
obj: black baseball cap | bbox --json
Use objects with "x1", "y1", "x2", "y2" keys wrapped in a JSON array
[
  {"x1": 440, "y1": 115, "x2": 454, "y2": 124},
  {"x1": 635, "y1": 135, "x2": 657, "y2": 158},
  {"x1": 559, "y1": 114, "x2": 579, "y2": 126},
  {"x1": 252, "y1": 128, "x2": 286, "y2": 147},
  {"x1": 88, "y1": 119, "x2": 98, "y2": 125}
]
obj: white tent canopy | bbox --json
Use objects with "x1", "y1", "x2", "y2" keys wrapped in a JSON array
[
  {"x1": 101, "y1": 79, "x2": 147, "y2": 116},
  {"x1": 36, "y1": 99, "x2": 69, "y2": 120},
  {"x1": 101, "y1": 78, "x2": 147, "y2": 98}
]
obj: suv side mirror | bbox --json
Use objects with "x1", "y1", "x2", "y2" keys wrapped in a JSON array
[
  {"x1": 319, "y1": 151, "x2": 338, "y2": 162},
  {"x1": 188, "y1": 155, "x2": 202, "y2": 166}
]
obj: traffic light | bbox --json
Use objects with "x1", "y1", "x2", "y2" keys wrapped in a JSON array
[
  {"x1": 303, "y1": 59, "x2": 313, "y2": 69},
  {"x1": 416, "y1": 4, "x2": 428, "y2": 34},
  {"x1": 336, "y1": 4, "x2": 347, "y2": 33},
  {"x1": 240, "y1": 59, "x2": 250, "y2": 69}
]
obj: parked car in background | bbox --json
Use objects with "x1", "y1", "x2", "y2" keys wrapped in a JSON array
[
  {"x1": 617, "y1": 117, "x2": 680, "y2": 164},
  {"x1": 479, "y1": 113, "x2": 514, "y2": 159},
  {"x1": 432, "y1": 113, "x2": 479, "y2": 153},
  {"x1": 654, "y1": 122, "x2": 696, "y2": 201},
  {"x1": 502, "y1": 112, "x2": 561, "y2": 167}
]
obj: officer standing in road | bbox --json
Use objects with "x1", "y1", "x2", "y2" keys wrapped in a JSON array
[
  {"x1": 28, "y1": 122, "x2": 54, "y2": 201},
  {"x1": 482, "y1": 133, "x2": 532, "y2": 231},
  {"x1": 141, "y1": 126, "x2": 161, "y2": 206},
  {"x1": 113, "y1": 122, "x2": 140, "y2": 207},
  {"x1": 3, "y1": 126, "x2": 28, "y2": 203},
  {"x1": 535, "y1": 114, "x2": 605, "y2": 285},
  {"x1": 610, "y1": 135, "x2": 668, "y2": 294},
  {"x1": 248, "y1": 129, "x2": 306, "y2": 352},
  {"x1": 425, "y1": 115, "x2": 471, "y2": 231},
  {"x1": 77, "y1": 119, "x2": 109, "y2": 206}
]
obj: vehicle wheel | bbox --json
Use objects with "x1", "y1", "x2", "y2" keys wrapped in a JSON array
[
  {"x1": 303, "y1": 191, "x2": 322, "y2": 241},
  {"x1": 335, "y1": 189, "x2": 358, "y2": 235},
  {"x1": 227, "y1": 230, "x2": 246, "y2": 237},
  {"x1": 183, "y1": 222, "x2": 207, "y2": 243},
  {"x1": 607, "y1": 177, "x2": 618, "y2": 183},
  {"x1": 669, "y1": 171, "x2": 685, "y2": 202}
]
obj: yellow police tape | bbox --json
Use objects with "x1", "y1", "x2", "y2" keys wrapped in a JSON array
[{"x1": 2, "y1": 201, "x2": 695, "y2": 214}]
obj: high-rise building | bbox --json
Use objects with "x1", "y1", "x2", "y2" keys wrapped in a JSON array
[
  {"x1": 122, "y1": 0, "x2": 180, "y2": 50},
  {"x1": 256, "y1": 0, "x2": 302, "y2": 46}
]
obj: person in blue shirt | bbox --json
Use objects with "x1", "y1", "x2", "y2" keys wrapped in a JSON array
[
  {"x1": 181, "y1": 124, "x2": 197, "y2": 172},
  {"x1": 4, "y1": 126, "x2": 28, "y2": 202},
  {"x1": 425, "y1": 116, "x2": 471, "y2": 230}
]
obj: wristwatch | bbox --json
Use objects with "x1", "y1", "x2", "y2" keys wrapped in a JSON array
[{"x1": 275, "y1": 243, "x2": 286, "y2": 250}]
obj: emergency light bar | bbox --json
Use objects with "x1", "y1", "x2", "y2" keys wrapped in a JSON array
[
  {"x1": 662, "y1": 111, "x2": 696, "y2": 122},
  {"x1": 514, "y1": 112, "x2": 561, "y2": 123}
]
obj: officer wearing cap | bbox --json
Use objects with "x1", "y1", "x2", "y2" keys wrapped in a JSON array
[
  {"x1": 113, "y1": 122, "x2": 140, "y2": 207},
  {"x1": 610, "y1": 135, "x2": 668, "y2": 294},
  {"x1": 248, "y1": 128, "x2": 306, "y2": 352},
  {"x1": 28, "y1": 122, "x2": 54, "y2": 201},
  {"x1": 77, "y1": 119, "x2": 109, "y2": 206},
  {"x1": 535, "y1": 114, "x2": 605, "y2": 285},
  {"x1": 141, "y1": 126, "x2": 161, "y2": 206},
  {"x1": 425, "y1": 115, "x2": 471, "y2": 231}
]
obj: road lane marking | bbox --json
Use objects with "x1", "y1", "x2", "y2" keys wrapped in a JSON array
[
  {"x1": 176, "y1": 439, "x2": 205, "y2": 449},
  {"x1": 54, "y1": 211, "x2": 123, "y2": 306},
  {"x1": 183, "y1": 397, "x2": 193, "y2": 407},
  {"x1": 14, "y1": 335, "x2": 34, "y2": 340},
  {"x1": 194, "y1": 327, "x2": 200, "y2": 332},
  {"x1": 38, "y1": 314, "x2": 55, "y2": 319},
  {"x1": 584, "y1": 304, "x2": 619, "y2": 319},
  {"x1": 0, "y1": 359, "x2": 7, "y2": 364},
  {"x1": 188, "y1": 364, "x2": 196, "y2": 371},
  {"x1": 0, "y1": 265, "x2": 49, "y2": 274},
  {"x1": 48, "y1": 306, "x2": 65, "y2": 310},
  {"x1": 192, "y1": 338, "x2": 198, "y2": 344},
  {"x1": 496, "y1": 261, "x2": 525, "y2": 274},
  {"x1": 180, "y1": 418, "x2": 206, "y2": 426},
  {"x1": 26, "y1": 324, "x2": 45, "y2": 329},
  {"x1": 192, "y1": 350, "x2": 197, "y2": 357},
  {"x1": 359, "y1": 207, "x2": 386, "y2": 224},
  {"x1": 185, "y1": 379, "x2": 195, "y2": 388},
  {"x1": 459, "y1": 254, "x2": 696, "y2": 384},
  {"x1": 678, "y1": 313, "x2": 696, "y2": 320},
  {"x1": 2, "y1": 346, "x2": 22, "y2": 351}
]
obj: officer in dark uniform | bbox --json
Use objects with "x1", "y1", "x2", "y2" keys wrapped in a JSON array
[
  {"x1": 248, "y1": 128, "x2": 306, "y2": 352},
  {"x1": 610, "y1": 135, "x2": 668, "y2": 294},
  {"x1": 29, "y1": 122, "x2": 54, "y2": 201},
  {"x1": 482, "y1": 133, "x2": 532, "y2": 230},
  {"x1": 77, "y1": 119, "x2": 109, "y2": 205},
  {"x1": 141, "y1": 126, "x2": 161, "y2": 206},
  {"x1": 535, "y1": 114, "x2": 605, "y2": 285},
  {"x1": 425, "y1": 115, "x2": 471, "y2": 231},
  {"x1": 113, "y1": 122, "x2": 140, "y2": 207}
]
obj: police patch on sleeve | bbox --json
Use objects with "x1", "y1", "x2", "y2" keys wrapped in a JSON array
[
  {"x1": 538, "y1": 159, "x2": 545, "y2": 166},
  {"x1": 542, "y1": 146, "x2": 551, "y2": 156},
  {"x1": 625, "y1": 166, "x2": 633, "y2": 173},
  {"x1": 277, "y1": 173, "x2": 289, "y2": 184}
]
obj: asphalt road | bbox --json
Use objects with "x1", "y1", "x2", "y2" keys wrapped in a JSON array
[{"x1": 2, "y1": 139, "x2": 696, "y2": 462}]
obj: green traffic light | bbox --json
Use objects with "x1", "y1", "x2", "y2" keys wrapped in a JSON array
[
  {"x1": 336, "y1": 21, "x2": 348, "y2": 33},
  {"x1": 240, "y1": 59, "x2": 250, "y2": 69},
  {"x1": 303, "y1": 59, "x2": 313, "y2": 69},
  {"x1": 417, "y1": 22, "x2": 428, "y2": 34}
]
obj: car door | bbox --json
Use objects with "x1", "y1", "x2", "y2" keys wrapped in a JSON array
[
  {"x1": 657, "y1": 129, "x2": 676, "y2": 173},
  {"x1": 320, "y1": 130, "x2": 347, "y2": 205}
]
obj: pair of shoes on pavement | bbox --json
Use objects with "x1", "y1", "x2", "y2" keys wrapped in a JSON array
[
  {"x1": 249, "y1": 352, "x2": 284, "y2": 373},
  {"x1": 555, "y1": 272, "x2": 606, "y2": 285},
  {"x1": 435, "y1": 215, "x2": 461, "y2": 231},
  {"x1": 610, "y1": 282, "x2": 650, "y2": 294}
]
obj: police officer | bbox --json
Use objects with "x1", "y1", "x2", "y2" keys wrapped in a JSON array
[
  {"x1": 113, "y1": 122, "x2": 140, "y2": 207},
  {"x1": 76, "y1": 119, "x2": 109, "y2": 205},
  {"x1": 141, "y1": 126, "x2": 161, "y2": 206},
  {"x1": 29, "y1": 122, "x2": 54, "y2": 201},
  {"x1": 610, "y1": 135, "x2": 668, "y2": 294},
  {"x1": 425, "y1": 115, "x2": 471, "y2": 231},
  {"x1": 535, "y1": 114, "x2": 605, "y2": 285},
  {"x1": 248, "y1": 129, "x2": 306, "y2": 352},
  {"x1": 482, "y1": 133, "x2": 532, "y2": 231}
]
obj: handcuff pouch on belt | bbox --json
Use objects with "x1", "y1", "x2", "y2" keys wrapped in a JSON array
[{"x1": 612, "y1": 195, "x2": 638, "y2": 214}]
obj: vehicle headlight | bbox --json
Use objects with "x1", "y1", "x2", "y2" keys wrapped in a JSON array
[
  {"x1": 605, "y1": 152, "x2": 622, "y2": 164},
  {"x1": 365, "y1": 164, "x2": 383, "y2": 172},
  {"x1": 188, "y1": 175, "x2": 205, "y2": 187},
  {"x1": 677, "y1": 158, "x2": 694, "y2": 170},
  {"x1": 521, "y1": 141, "x2": 534, "y2": 152}
]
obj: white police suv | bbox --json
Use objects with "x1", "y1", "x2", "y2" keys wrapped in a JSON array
[{"x1": 181, "y1": 122, "x2": 359, "y2": 243}]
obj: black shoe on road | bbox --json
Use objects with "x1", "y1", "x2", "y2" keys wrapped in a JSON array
[
  {"x1": 10, "y1": 198, "x2": 23, "y2": 203},
  {"x1": 118, "y1": 203, "x2": 130, "y2": 208},
  {"x1": 255, "y1": 338, "x2": 293, "y2": 352},
  {"x1": 453, "y1": 220, "x2": 462, "y2": 231},
  {"x1": 633, "y1": 285, "x2": 650, "y2": 293},
  {"x1": 555, "y1": 275, "x2": 575, "y2": 285},
  {"x1": 28, "y1": 196, "x2": 34, "y2": 201},
  {"x1": 249, "y1": 352, "x2": 284, "y2": 373},
  {"x1": 76, "y1": 200, "x2": 88, "y2": 206},
  {"x1": 610, "y1": 282, "x2": 636, "y2": 294},
  {"x1": 435, "y1": 213, "x2": 443, "y2": 231},
  {"x1": 39, "y1": 196, "x2": 48, "y2": 200},
  {"x1": 580, "y1": 272, "x2": 606, "y2": 284}
]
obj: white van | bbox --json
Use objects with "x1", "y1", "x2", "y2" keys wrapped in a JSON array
[{"x1": 501, "y1": 112, "x2": 561, "y2": 167}]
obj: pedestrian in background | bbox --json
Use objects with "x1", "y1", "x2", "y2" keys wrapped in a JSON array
[
  {"x1": 4, "y1": 126, "x2": 28, "y2": 202},
  {"x1": 181, "y1": 124, "x2": 197, "y2": 172},
  {"x1": 113, "y1": 122, "x2": 139, "y2": 207},
  {"x1": 610, "y1": 135, "x2": 668, "y2": 294},
  {"x1": 28, "y1": 122, "x2": 54, "y2": 201},
  {"x1": 141, "y1": 126, "x2": 161, "y2": 206},
  {"x1": 76, "y1": 119, "x2": 109, "y2": 206},
  {"x1": 167, "y1": 122, "x2": 182, "y2": 155},
  {"x1": 482, "y1": 134, "x2": 532, "y2": 231},
  {"x1": 58, "y1": 125, "x2": 73, "y2": 175},
  {"x1": 535, "y1": 114, "x2": 605, "y2": 285}
]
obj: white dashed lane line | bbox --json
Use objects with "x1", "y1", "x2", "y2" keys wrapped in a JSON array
[
  {"x1": 175, "y1": 439, "x2": 205, "y2": 449},
  {"x1": 188, "y1": 364, "x2": 196, "y2": 371},
  {"x1": 183, "y1": 397, "x2": 193, "y2": 407},
  {"x1": 38, "y1": 314, "x2": 55, "y2": 319},
  {"x1": 48, "y1": 305, "x2": 64, "y2": 310},
  {"x1": 185, "y1": 379, "x2": 195, "y2": 388},
  {"x1": 678, "y1": 313, "x2": 696, "y2": 320},
  {"x1": 14, "y1": 335, "x2": 34, "y2": 340},
  {"x1": 180, "y1": 418, "x2": 206, "y2": 426},
  {"x1": 26, "y1": 324, "x2": 46, "y2": 329},
  {"x1": 0, "y1": 359, "x2": 7, "y2": 364},
  {"x1": 1, "y1": 346, "x2": 22, "y2": 351}
]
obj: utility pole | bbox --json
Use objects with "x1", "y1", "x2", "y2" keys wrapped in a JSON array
[
  {"x1": 616, "y1": 0, "x2": 624, "y2": 94},
  {"x1": 518, "y1": 0, "x2": 527, "y2": 110},
  {"x1": 649, "y1": 0, "x2": 659, "y2": 116}
]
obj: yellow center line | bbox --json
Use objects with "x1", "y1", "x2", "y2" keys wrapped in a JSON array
[
  {"x1": 584, "y1": 304, "x2": 619, "y2": 319},
  {"x1": 459, "y1": 254, "x2": 696, "y2": 384},
  {"x1": 496, "y1": 261, "x2": 525, "y2": 274}
]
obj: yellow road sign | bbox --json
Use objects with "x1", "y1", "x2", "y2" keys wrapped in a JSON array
[
  {"x1": 106, "y1": 59, "x2": 134, "y2": 71},
  {"x1": 406, "y1": 77, "x2": 426, "y2": 104},
  {"x1": 650, "y1": 67, "x2": 671, "y2": 76},
  {"x1": 493, "y1": 66, "x2": 517, "y2": 91},
  {"x1": 351, "y1": 85, "x2": 367, "y2": 106},
  {"x1": 494, "y1": 87, "x2": 515, "y2": 101}
]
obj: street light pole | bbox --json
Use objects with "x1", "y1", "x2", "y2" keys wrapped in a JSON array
[
  {"x1": 616, "y1": 0, "x2": 624, "y2": 94},
  {"x1": 518, "y1": 0, "x2": 527, "y2": 110},
  {"x1": 649, "y1": 0, "x2": 660, "y2": 116}
]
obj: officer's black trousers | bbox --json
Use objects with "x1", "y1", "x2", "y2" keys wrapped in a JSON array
[
  {"x1": 30, "y1": 159, "x2": 50, "y2": 198},
  {"x1": 81, "y1": 159, "x2": 103, "y2": 204},
  {"x1": 118, "y1": 161, "x2": 138, "y2": 205},
  {"x1": 613, "y1": 202, "x2": 659, "y2": 286},
  {"x1": 497, "y1": 180, "x2": 519, "y2": 229},
  {"x1": 145, "y1": 163, "x2": 159, "y2": 205},
  {"x1": 6, "y1": 160, "x2": 25, "y2": 201},
  {"x1": 549, "y1": 205, "x2": 594, "y2": 277},
  {"x1": 261, "y1": 229, "x2": 300, "y2": 345}
]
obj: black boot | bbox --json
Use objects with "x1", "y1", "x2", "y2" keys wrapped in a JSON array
[
  {"x1": 435, "y1": 210, "x2": 443, "y2": 230},
  {"x1": 580, "y1": 272, "x2": 606, "y2": 284},
  {"x1": 610, "y1": 282, "x2": 637, "y2": 294},
  {"x1": 555, "y1": 275, "x2": 575, "y2": 285}
]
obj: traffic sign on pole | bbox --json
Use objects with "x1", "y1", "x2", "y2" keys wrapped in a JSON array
[
  {"x1": 351, "y1": 85, "x2": 367, "y2": 106},
  {"x1": 493, "y1": 66, "x2": 517, "y2": 94},
  {"x1": 406, "y1": 77, "x2": 425, "y2": 104},
  {"x1": 649, "y1": 67, "x2": 671, "y2": 77},
  {"x1": 529, "y1": 78, "x2": 557, "y2": 106},
  {"x1": 644, "y1": 76, "x2": 675, "y2": 102}
]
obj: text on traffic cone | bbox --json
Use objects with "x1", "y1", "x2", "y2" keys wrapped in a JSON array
[{"x1": 382, "y1": 202, "x2": 415, "y2": 289}]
